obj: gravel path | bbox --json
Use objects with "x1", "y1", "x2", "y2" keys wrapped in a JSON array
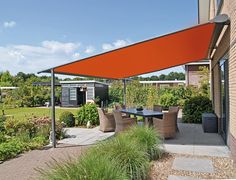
[
  {"x1": 0, "y1": 144, "x2": 88, "y2": 180},
  {"x1": 149, "y1": 153, "x2": 236, "y2": 180}
]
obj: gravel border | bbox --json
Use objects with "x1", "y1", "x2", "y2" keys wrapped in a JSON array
[{"x1": 149, "y1": 153, "x2": 236, "y2": 180}]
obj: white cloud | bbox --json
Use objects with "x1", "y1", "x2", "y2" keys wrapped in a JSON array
[
  {"x1": 3, "y1": 21, "x2": 16, "y2": 28},
  {"x1": 0, "y1": 40, "x2": 81, "y2": 74},
  {"x1": 42, "y1": 41, "x2": 80, "y2": 54},
  {"x1": 102, "y1": 43, "x2": 113, "y2": 51},
  {"x1": 84, "y1": 46, "x2": 95, "y2": 54},
  {"x1": 72, "y1": 52, "x2": 80, "y2": 59},
  {"x1": 102, "y1": 39, "x2": 130, "y2": 51}
]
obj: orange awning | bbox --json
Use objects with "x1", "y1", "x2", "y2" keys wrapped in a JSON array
[{"x1": 39, "y1": 15, "x2": 229, "y2": 79}]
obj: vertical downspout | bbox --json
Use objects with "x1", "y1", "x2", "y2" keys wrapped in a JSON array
[{"x1": 51, "y1": 69, "x2": 56, "y2": 148}]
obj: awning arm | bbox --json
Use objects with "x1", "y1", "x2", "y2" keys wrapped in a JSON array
[{"x1": 207, "y1": 14, "x2": 230, "y2": 59}]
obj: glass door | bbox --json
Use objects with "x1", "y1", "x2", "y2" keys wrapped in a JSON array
[{"x1": 220, "y1": 55, "x2": 229, "y2": 143}]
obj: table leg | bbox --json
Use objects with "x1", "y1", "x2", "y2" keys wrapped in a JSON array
[{"x1": 144, "y1": 117, "x2": 153, "y2": 127}]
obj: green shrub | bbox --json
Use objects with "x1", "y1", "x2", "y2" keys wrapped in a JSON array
[
  {"x1": 59, "y1": 111, "x2": 75, "y2": 127},
  {"x1": 0, "y1": 132, "x2": 6, "y2": 143},
  {"x1": 77, "y1": 103, "x2": 99, "y2": 126},
  {"x1": 0, "y1": 116, "x2": 5, "y2": 132},
  {"x1": 123, "y1": 126, "x2": 162, "y2": 160},
  {"x1": 39, "y1": 154, "x2": 128, "y2": 180},
  {"x1": 182, "y1": 96, "x2": 213, "y2": 123},
  {"x1": 159, "y1": 93, "x2": 178, "y2": 108},
  {"x1": 4, "y1": 118, "x2": 35, "y2": 137},
  {"x1": 0, "y1": 133, "x2": 48, "y2": 161},
  {"x1": 0, "y1": 138, "x2": 26, "y2": 161}
]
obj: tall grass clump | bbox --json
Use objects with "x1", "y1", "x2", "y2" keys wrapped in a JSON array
[
  {"x1": 39, "y1": 126, "x2": 163, "y2": 180},
  {"x1": 123, "y1": 126, "x2": 163, "y2": 160},
  {"x1": 93, "y1": 135, "x2": 150, "y2": 180},
  {"x1": 39, "y1": 154, "x2": 128, "y2": 180}
]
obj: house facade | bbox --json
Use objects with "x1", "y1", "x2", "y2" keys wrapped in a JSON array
[{"x1": 199, "y1": 0, "x2": 236, "y2": 161}]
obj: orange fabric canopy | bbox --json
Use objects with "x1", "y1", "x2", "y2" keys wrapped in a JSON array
[{"x1": 41, "y1": 22, "x2": 217, "y2": 79}]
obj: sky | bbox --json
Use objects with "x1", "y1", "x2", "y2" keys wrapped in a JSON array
[{"x1": 0, "y1": 0, "x2": 198, "y2": 78}]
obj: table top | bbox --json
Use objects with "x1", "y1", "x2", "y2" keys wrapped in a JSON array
[{"x1": 120, "y1": 108, "x2": 163, "y2": 118}]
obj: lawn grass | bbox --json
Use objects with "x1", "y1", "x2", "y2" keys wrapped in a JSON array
[{"x1": 3, "y1": 107, "x2": 79, "y2": 121}]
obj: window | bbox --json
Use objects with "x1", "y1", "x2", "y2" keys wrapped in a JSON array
[
  {"x1": 219, "y1": 53, "x2": 229, "y2": 142},
  {"x1": 69, "y1": 88, "x2": 77, "y2": 101}
]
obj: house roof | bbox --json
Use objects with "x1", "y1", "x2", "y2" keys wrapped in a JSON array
[
  {"x1": 140, "y1": 80, "x2": 186, "y2": 84},
  {"x1": 59, "y1": 80, "x2": 109, "y2": 86},
  {"x1": 38, "y1": 15, "x2": 229, "y2": 80}
]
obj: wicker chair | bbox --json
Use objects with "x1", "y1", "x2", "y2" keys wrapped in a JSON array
[
  {"x1": 169, "y1": 106, "x2": 179, "y2": 131},
  {"x1": 153, "y1": 112, "x2": 177, "y2": 139},
  {"x1": 113, "y1": 110, "x2": 137, "y2": 133},
  {"x1": 114, "y1": 103, "x2": 129, "y2": 118},
  {"x1": 153, "y1": 105, "x2": 163, "y2": 112},
  {"x1": 98, "y1": 108, "x2": 116, "y2": 132}
]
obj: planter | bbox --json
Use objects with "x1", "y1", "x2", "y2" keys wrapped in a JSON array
[{"x1": 202, "y1": 112, "x2": 218, "y2": 133}]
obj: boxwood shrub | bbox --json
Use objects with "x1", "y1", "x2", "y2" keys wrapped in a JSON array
[
  {"x1": 182, "y1": 95, "x2": 213, "y2": 123},
  {"x1": 59, "y1": 111, "x2": 75, "y2": 127}
]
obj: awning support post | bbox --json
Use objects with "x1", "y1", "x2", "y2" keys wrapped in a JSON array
[
  {"x1": 123, "y1": 79, "x2": 126, "y2": 107},
  {"x1": 51, "y1": 69, "x2": 56, "y2": 148}
]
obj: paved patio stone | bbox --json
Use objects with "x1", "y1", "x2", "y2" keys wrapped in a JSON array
[
  {"x1": 172, "y1": 157, "x2": 214, "y2": 173},
  {"x1": 164, "y1": 123, "x2": 230, "y2": 157},
  {"x1": 58, "y1": 127, "x2": 114, "y2": 145},
  {"x1": 168, "y1": 175, "x2": 202, "y2": 180}
]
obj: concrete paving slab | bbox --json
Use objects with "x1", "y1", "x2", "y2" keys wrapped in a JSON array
[
  {"x1": 172, "y1": 157, "x2": 214, "y2": 173},
  {"x1": 58, "y1": 127, "x2": 114, "y2": 145},
  {"x1": 168, "y1": 175, "x2": 201, "y2": 180},
  {"x1": 193, "y1": 145, "x2": 230, "y2": 157}
]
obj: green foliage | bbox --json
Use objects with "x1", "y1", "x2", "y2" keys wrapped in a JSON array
[
  {"x1": 199, "y1": 66, "x2": 210, "y2": 98},
  {"x1": 39, "y1": 154, "x2": 128, "y2": 180},
  {"x1": 0, "y1": 134, "x2": 47, "y2": 161},
  {"x1": 59, "y1": 111, "x2": 75, "y2": 127},
  {"x1": 182, "y1": 96, "x2": 213, "y2": 123},
  {"x1": 126, "y1": 80, "x2": 148, "y2": 108},
  {"x1": 109, "y1": 80, "x2": 124, "y2": 104},
  {"x1": 40, "y1": 126, "x2": 162, "y2": 180},
  {"x1": 123, "y1": 126, "x2": 162, "y2": 160},
  {"x1": 77, "y1": 103, "x2": 99, "y2": 126},
  {"x1": 146, "y1": 87, "x2": 159, "y2": 109},
  {"x1": 159, "y1": 93, "x2": 178, "y2": 108}
]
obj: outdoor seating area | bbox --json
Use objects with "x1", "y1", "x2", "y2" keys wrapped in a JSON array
[{"x1": 97, "y1": 104, "x2": 180, "y2": 140}]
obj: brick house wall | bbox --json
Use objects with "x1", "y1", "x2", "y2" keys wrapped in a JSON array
[{"x1": 210, "y1": 0, "x2": 236, "y2": 162}]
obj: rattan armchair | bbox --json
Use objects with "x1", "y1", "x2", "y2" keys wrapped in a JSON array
[
  {"x1": 153, "y1": 112, "x2": 177, "y2": 139},
  {"x1": 113, "y1": 110, "x2": 137, "y2": 133},
  {"x1": 98, "y1": 108, "x2": 116, "y2": 132},
  {"x1": 153, "y1": 105, "x2": 163, "y2": 112},
  {"x1": 169, "y1": 106, "x2": 179, "y2": 131}
]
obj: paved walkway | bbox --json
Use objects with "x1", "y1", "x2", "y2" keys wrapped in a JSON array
[
  {"x1": 58, "y1": 127, "x2": 115, "y2": 145},
  {"x1": 0, "y1": 144, "x2": 87, "y2": 180},
  {"x1": 0, "y1": 127, "x2": 114, "y2": 180}
]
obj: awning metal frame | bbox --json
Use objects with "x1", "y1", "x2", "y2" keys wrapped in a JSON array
[{"x1": 43, "y1": 14, "x2": 229, "y2": 148}]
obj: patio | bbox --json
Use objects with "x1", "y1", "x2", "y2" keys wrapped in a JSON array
[{"x1": 56, "y1": 110, "x2": 229, "y2": 158}]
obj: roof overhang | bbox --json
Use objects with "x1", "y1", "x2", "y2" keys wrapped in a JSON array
[{"x1": 39, "y1": 14, "x2": 229, "y2": 80}]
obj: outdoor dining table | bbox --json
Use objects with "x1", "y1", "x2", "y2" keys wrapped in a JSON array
[{"x1": 120, "y1": 108, "x2": 163, "y2": 126}]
